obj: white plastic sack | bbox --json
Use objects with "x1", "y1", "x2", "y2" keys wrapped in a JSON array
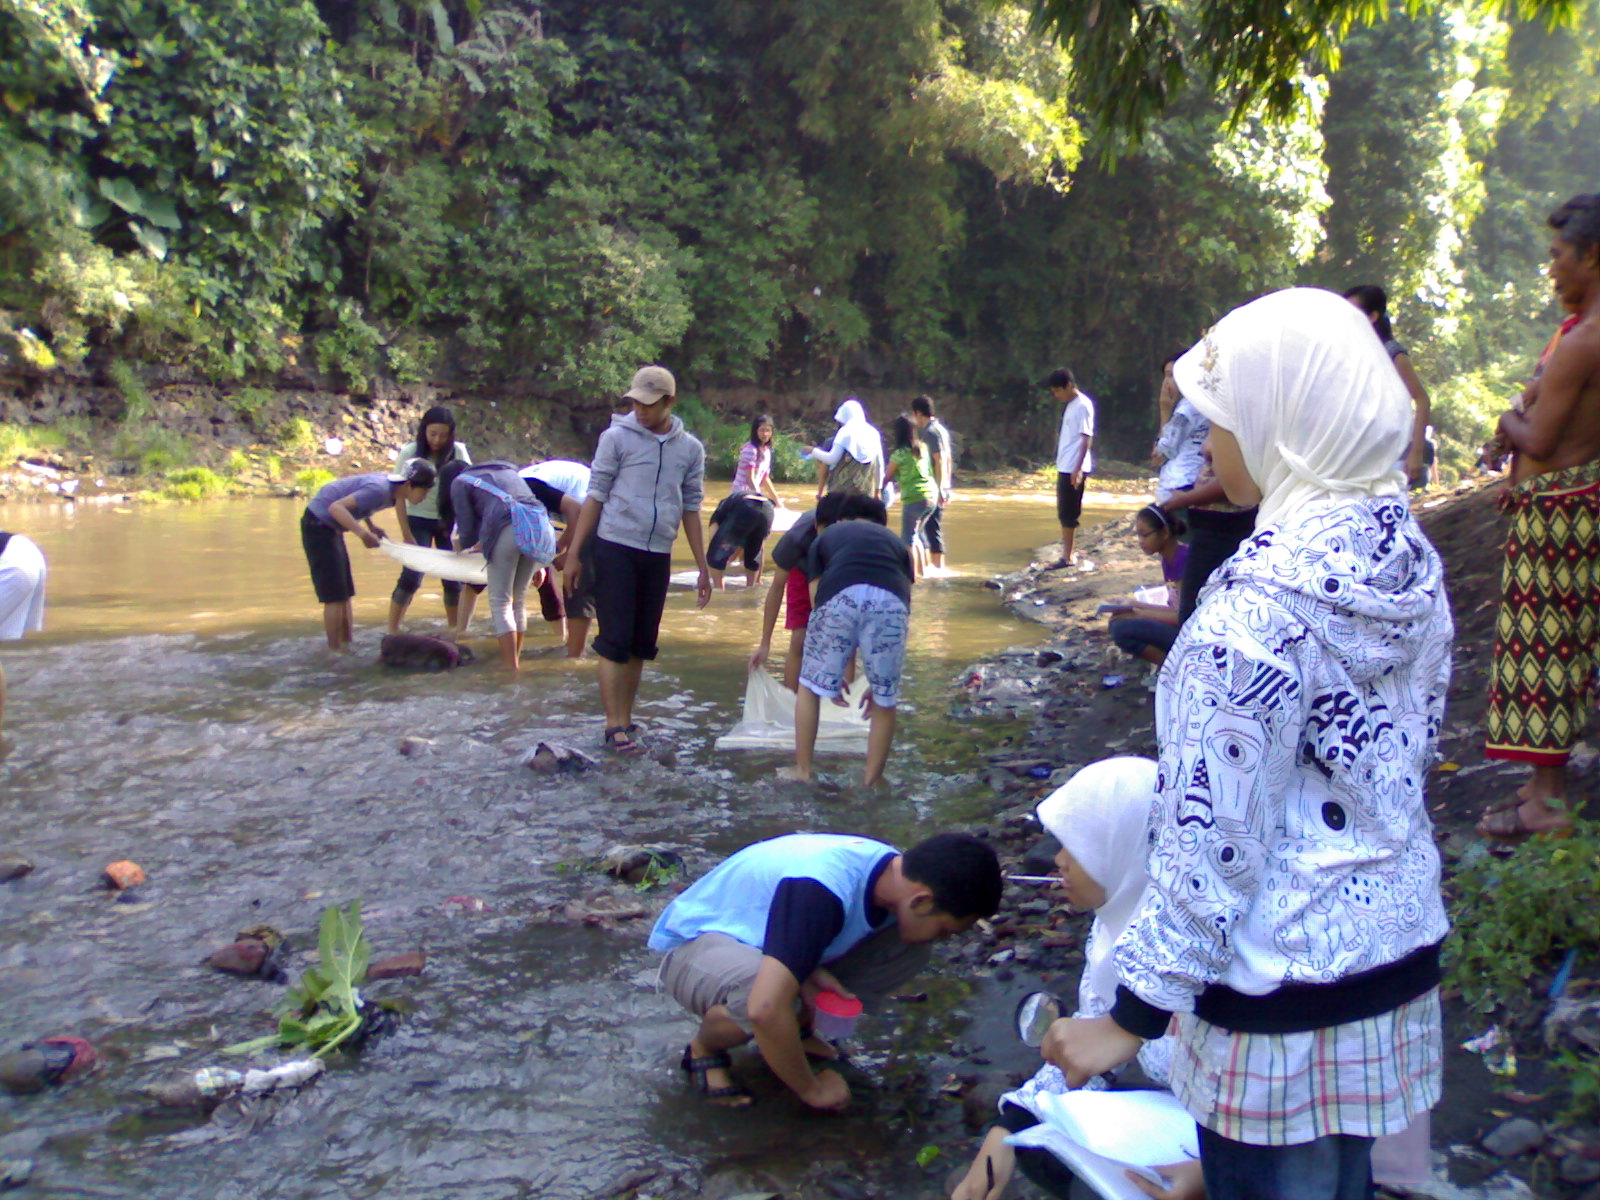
[
  {"x1": 378, "y1": 540, "x2": 490, "y2": 586},
  {"x1": 670, "y1": 570, "x2": 747, "y2": 589},
  {"x1": 714, "y1": 669, "x2": 870, "y2": 752}
]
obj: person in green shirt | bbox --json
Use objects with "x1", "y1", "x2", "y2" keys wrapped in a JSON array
[{"x1": 885, "y1": 414, "x2": 934, "y2": 579}]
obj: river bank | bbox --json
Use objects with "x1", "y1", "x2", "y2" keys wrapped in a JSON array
[{"x1": 950, "y1": 479, "x2": 1599, "y2": 1200}]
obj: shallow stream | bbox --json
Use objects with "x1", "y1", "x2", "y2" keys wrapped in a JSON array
[{"x1": 0, "y1": 487, "x2": 1120, "y2": 1199}]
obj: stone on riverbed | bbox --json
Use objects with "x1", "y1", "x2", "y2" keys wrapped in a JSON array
[
  {"x1": 368, "y1": 950, "x2": 426, "y2": 980},
  {"x1": 1481, "y1": 1117, "x2": 1545, "y2": 1157},
  {"x1": 0, "y1": 855, "x2": 32, "y2": 882},
  {"x1": 103, "y1": 860, "x2": 146, "y2": 889},
  {"x1": 0, "y1": 1037, "x2": 99, "y2": 1094},
  {"x1": 520, "y1": 741, "x2": 598, "y2": 774},
  {"x1": 206, "y1": 925, "x2": 287, "y2": 980}
]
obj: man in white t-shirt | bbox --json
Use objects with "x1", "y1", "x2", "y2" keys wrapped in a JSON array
[{"x1": 1045, "y1": 367, "x2": 1095, "y2": 568}]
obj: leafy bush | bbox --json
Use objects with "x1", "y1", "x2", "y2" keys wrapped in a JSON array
[
  {"x1": 1445, "y1": 821, "x2": 1600, "y2": 1119},
  {"x1": 0, "y1": 423, "x2": 67, "y2": 462},
  {"x1": 1445, "y1": 822, "x2": 1600, "y2": 1015},
  {"x1": 162, "y1": 466, "x2": 230, "y2": 501},
  {"x1": 263, "y1": 453, "x2": 283, "y2": 482},
  {"x1": 295, "y1": 467, "x2": 335, "y2": 494},
  {"x1": 223, "y1": 449, "x2": 251, "y2": 477},
  {"x1": 277, "y1": 417, "x2": 317, "y2": 455},
  {"x1": 314, "y1": 298, "x2": 381, "y2": 393},
  {"x1": 112, "y1": 426, "x2": 190, "y2": 473},
  {"x1": 231, "y1": 386, "x2": 273, "y2": 424},
  {"x1": 671, "y1": 395, "x2": 812, "y2": 484},
  {"x1": 106, "y1": 359, "x2": 150, "y2": 423}
]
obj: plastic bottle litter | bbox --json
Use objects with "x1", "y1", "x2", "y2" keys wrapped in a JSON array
[
  {"x1": 1101, "y1": 673, "x2": 1126, "y2": 689},
  {"x1": 242, "y1": 1058, "x2": 324, "y2": 1094},
  {"x1": 146, "y1": 1059, "x2": 323, "y2": 1109}
]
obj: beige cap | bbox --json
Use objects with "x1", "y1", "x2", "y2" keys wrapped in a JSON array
[{"x1": 624, "y1": 365, "x2": 676, "y2": 404}]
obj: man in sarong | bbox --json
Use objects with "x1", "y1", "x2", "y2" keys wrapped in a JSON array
[{"x1": 1480, "y1": 194, "x2": 1600, "y2": 839}]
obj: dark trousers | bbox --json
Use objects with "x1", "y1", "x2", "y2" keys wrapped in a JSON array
[
  {"x1": 1178, "y1": 507, "x2": 1257, "y2": 626},
  {"x1": 392, "y1": 516, "x2": 463, "y2": 606},
  {"x1": 1200, "y1": 1126, "x2": 1374, "y2": 1200},
  {"x1": 1110, "y1": 615, "x2": 1178, "y2": 659},
  {"x1": 923, "y1": 503, "x2": 946, "y2": 554},
  {"x1": 591, "y1": 537, "x2": 672, "y2": 663}
]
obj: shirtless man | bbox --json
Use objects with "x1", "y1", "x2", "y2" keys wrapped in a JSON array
[{"x1": 1479, "y1": 193, "x2": 1600, "y2": 839}]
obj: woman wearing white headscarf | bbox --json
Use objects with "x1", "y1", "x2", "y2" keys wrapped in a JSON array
[
  {"x1": 804, "y1": 399, "x2": 885, "y2": 500},
  {"x1": 951, "y1": 759, "x2": 1191, "y2": 1200},
  {"x1": 1043, "y1": 289, "x2": 1453, "y2": 1200}
]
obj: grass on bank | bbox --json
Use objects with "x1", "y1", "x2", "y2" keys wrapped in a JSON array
[{"x1": 1444, "y1": 820, "x2": 1600, "y2": 1120}]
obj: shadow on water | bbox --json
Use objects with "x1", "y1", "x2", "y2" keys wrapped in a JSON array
[{"x1": 0, "y1": 490, "x2": 1125, "y2": 1199}]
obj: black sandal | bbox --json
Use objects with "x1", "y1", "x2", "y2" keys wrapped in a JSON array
[
  {"x1": 604, "y1": 726, "x2": 646, "y2": 756},
  {"x1": 679, "y1": 1045, "x2": 753, "y2": 1106}
]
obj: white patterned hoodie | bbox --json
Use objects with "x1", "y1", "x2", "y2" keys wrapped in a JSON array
[{"x1": 1111, "y1": 495, "x2": 1453, "y2": 1037}]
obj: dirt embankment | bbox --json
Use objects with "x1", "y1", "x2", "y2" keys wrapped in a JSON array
[{"x1": 952, "y1": 480, "x2": 1599, "y2": 1197}]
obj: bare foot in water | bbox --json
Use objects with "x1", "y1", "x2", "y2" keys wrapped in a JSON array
[{"x1": 777, "y1": 765, "x2": 811, "y2": 782}]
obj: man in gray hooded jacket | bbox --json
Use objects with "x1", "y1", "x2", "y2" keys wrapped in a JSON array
[{"x1": 566, "y1": 365, "x2": 712, "y2": 754}]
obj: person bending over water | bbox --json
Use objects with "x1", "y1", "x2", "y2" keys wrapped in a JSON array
[
  {"x1": 783, "y1": 495, "x2": 912, "y2": 787},
  {"x1": 302, "y1": 460, "x2": 435, "y2": 652},
  {"x1": 651, "y1": 831, "x2": 1000, "y2": 1109},
  {"x1": 388, "y1": 405, "x2": 470, "y2": 634},
  {"x1": 750, "y1": 491, "x2": 867, "y2": 692},
  {"x1": 449, "y1": 461, "x2": 557, "y2": 671}
]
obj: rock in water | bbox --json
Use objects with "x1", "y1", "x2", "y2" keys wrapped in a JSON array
[
  {"x1": 367, "y1": 950, "x2": 426, "y2": 980},
  {"x1": 0, "y1": 855, "x2": 32, "y2": 883},
  {"x1": 1482, "y1": 1117, "x2": 1545, "y2": 1157},
  {"x1": 598, "y1": 845, "x2": 685, "y2": 886},
  {"x1": 103, "y1": 860, "x2": 146, "y2": 889},
  {"x1": 0, "y1": 1037, "x2": 98, "y2": 1094},
  {"x1": 520, "y1": 741, "x2": 598, "y2": 774},
  {"x1": 207, "y1": 926, "x2": 287, "y2": 979},
  {"x1": 380, "y1": 633, "x2": 473, "y2": 670}
]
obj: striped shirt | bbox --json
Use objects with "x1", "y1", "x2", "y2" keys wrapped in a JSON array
[{"x1": 1168, "y1": 989, "x2": 1442, "y2": 1145}]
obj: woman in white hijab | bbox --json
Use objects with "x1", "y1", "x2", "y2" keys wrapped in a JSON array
[
  {"x1": 951, "y1": 758, "x2": 1192, "y2": 1200},
  {"x1": 804, "y1": 399, "x2": 884, "y2": 499},
  {"x1": 1043, "y1": 289, "x2": 1453, "y2": 1200}
]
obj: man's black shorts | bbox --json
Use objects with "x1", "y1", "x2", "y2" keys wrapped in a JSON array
[
  {"x1": 301, "y1": 509, "x2": 355, "y2": 603},
  {"x1": 1056, "y1": 471, "x2": 1087, "y2": 528},
  {"x1": 591, "y1": 537, "x2": 672, "y2": 663}
]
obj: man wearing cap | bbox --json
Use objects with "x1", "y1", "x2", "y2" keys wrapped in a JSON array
[
  {"x1": 565, "y1": 365, "x2": 712, "y2": 754},
  {"x1": 302, "y1": 459, "x2": 436, "y2": 651}
]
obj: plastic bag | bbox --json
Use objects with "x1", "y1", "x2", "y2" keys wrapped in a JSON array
[{"x1": 714, "y1": 669, "x2": 870, "y2": 751}]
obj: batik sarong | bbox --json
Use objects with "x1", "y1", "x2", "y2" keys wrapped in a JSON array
[{"x1": 1485, "y1": 459, "x2": 1600, "y2": 767}]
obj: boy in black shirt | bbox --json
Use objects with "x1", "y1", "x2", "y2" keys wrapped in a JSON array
[{"x1": 781, "y1": 497, "x2": 913, "y2": 785}]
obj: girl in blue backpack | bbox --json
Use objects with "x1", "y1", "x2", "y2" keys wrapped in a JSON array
[{"x1": 445, "y1": 460, "x2": 557, "y2": 671}]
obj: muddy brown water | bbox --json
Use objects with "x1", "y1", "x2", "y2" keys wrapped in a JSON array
[{"x1": 0, "y1": 488, "x2": 1129, "y2": 1200}]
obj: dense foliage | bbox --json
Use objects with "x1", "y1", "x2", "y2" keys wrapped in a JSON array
[{"x1": 1, "y1": 0, "x2": 1597, "y2": 468}]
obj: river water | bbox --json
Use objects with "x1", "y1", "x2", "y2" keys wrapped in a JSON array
[{"x1": 0, "y1": 487, "x2": 1118, "y2": 1199}]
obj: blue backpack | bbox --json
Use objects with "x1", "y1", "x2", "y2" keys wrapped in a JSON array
[{"x1": 460, "y1": 473, "x2": 557, "y2": 563}]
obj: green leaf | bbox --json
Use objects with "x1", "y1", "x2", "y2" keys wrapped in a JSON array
[
  {"x1": 141, "y1": 195, "x2": 182, "y2": 230},
  {"x1": 428, "y1": 1, "x2": 455, "y2": 53},
  {"x1": 97, "y1": 175, "x2": 145, "y2": 216},
  {"x1": 915, "y1": 1145, "x2": 942, "y2": 1168},
  {"x1": 130, "y1": 222, "x2": 168, "y2": 260}
]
